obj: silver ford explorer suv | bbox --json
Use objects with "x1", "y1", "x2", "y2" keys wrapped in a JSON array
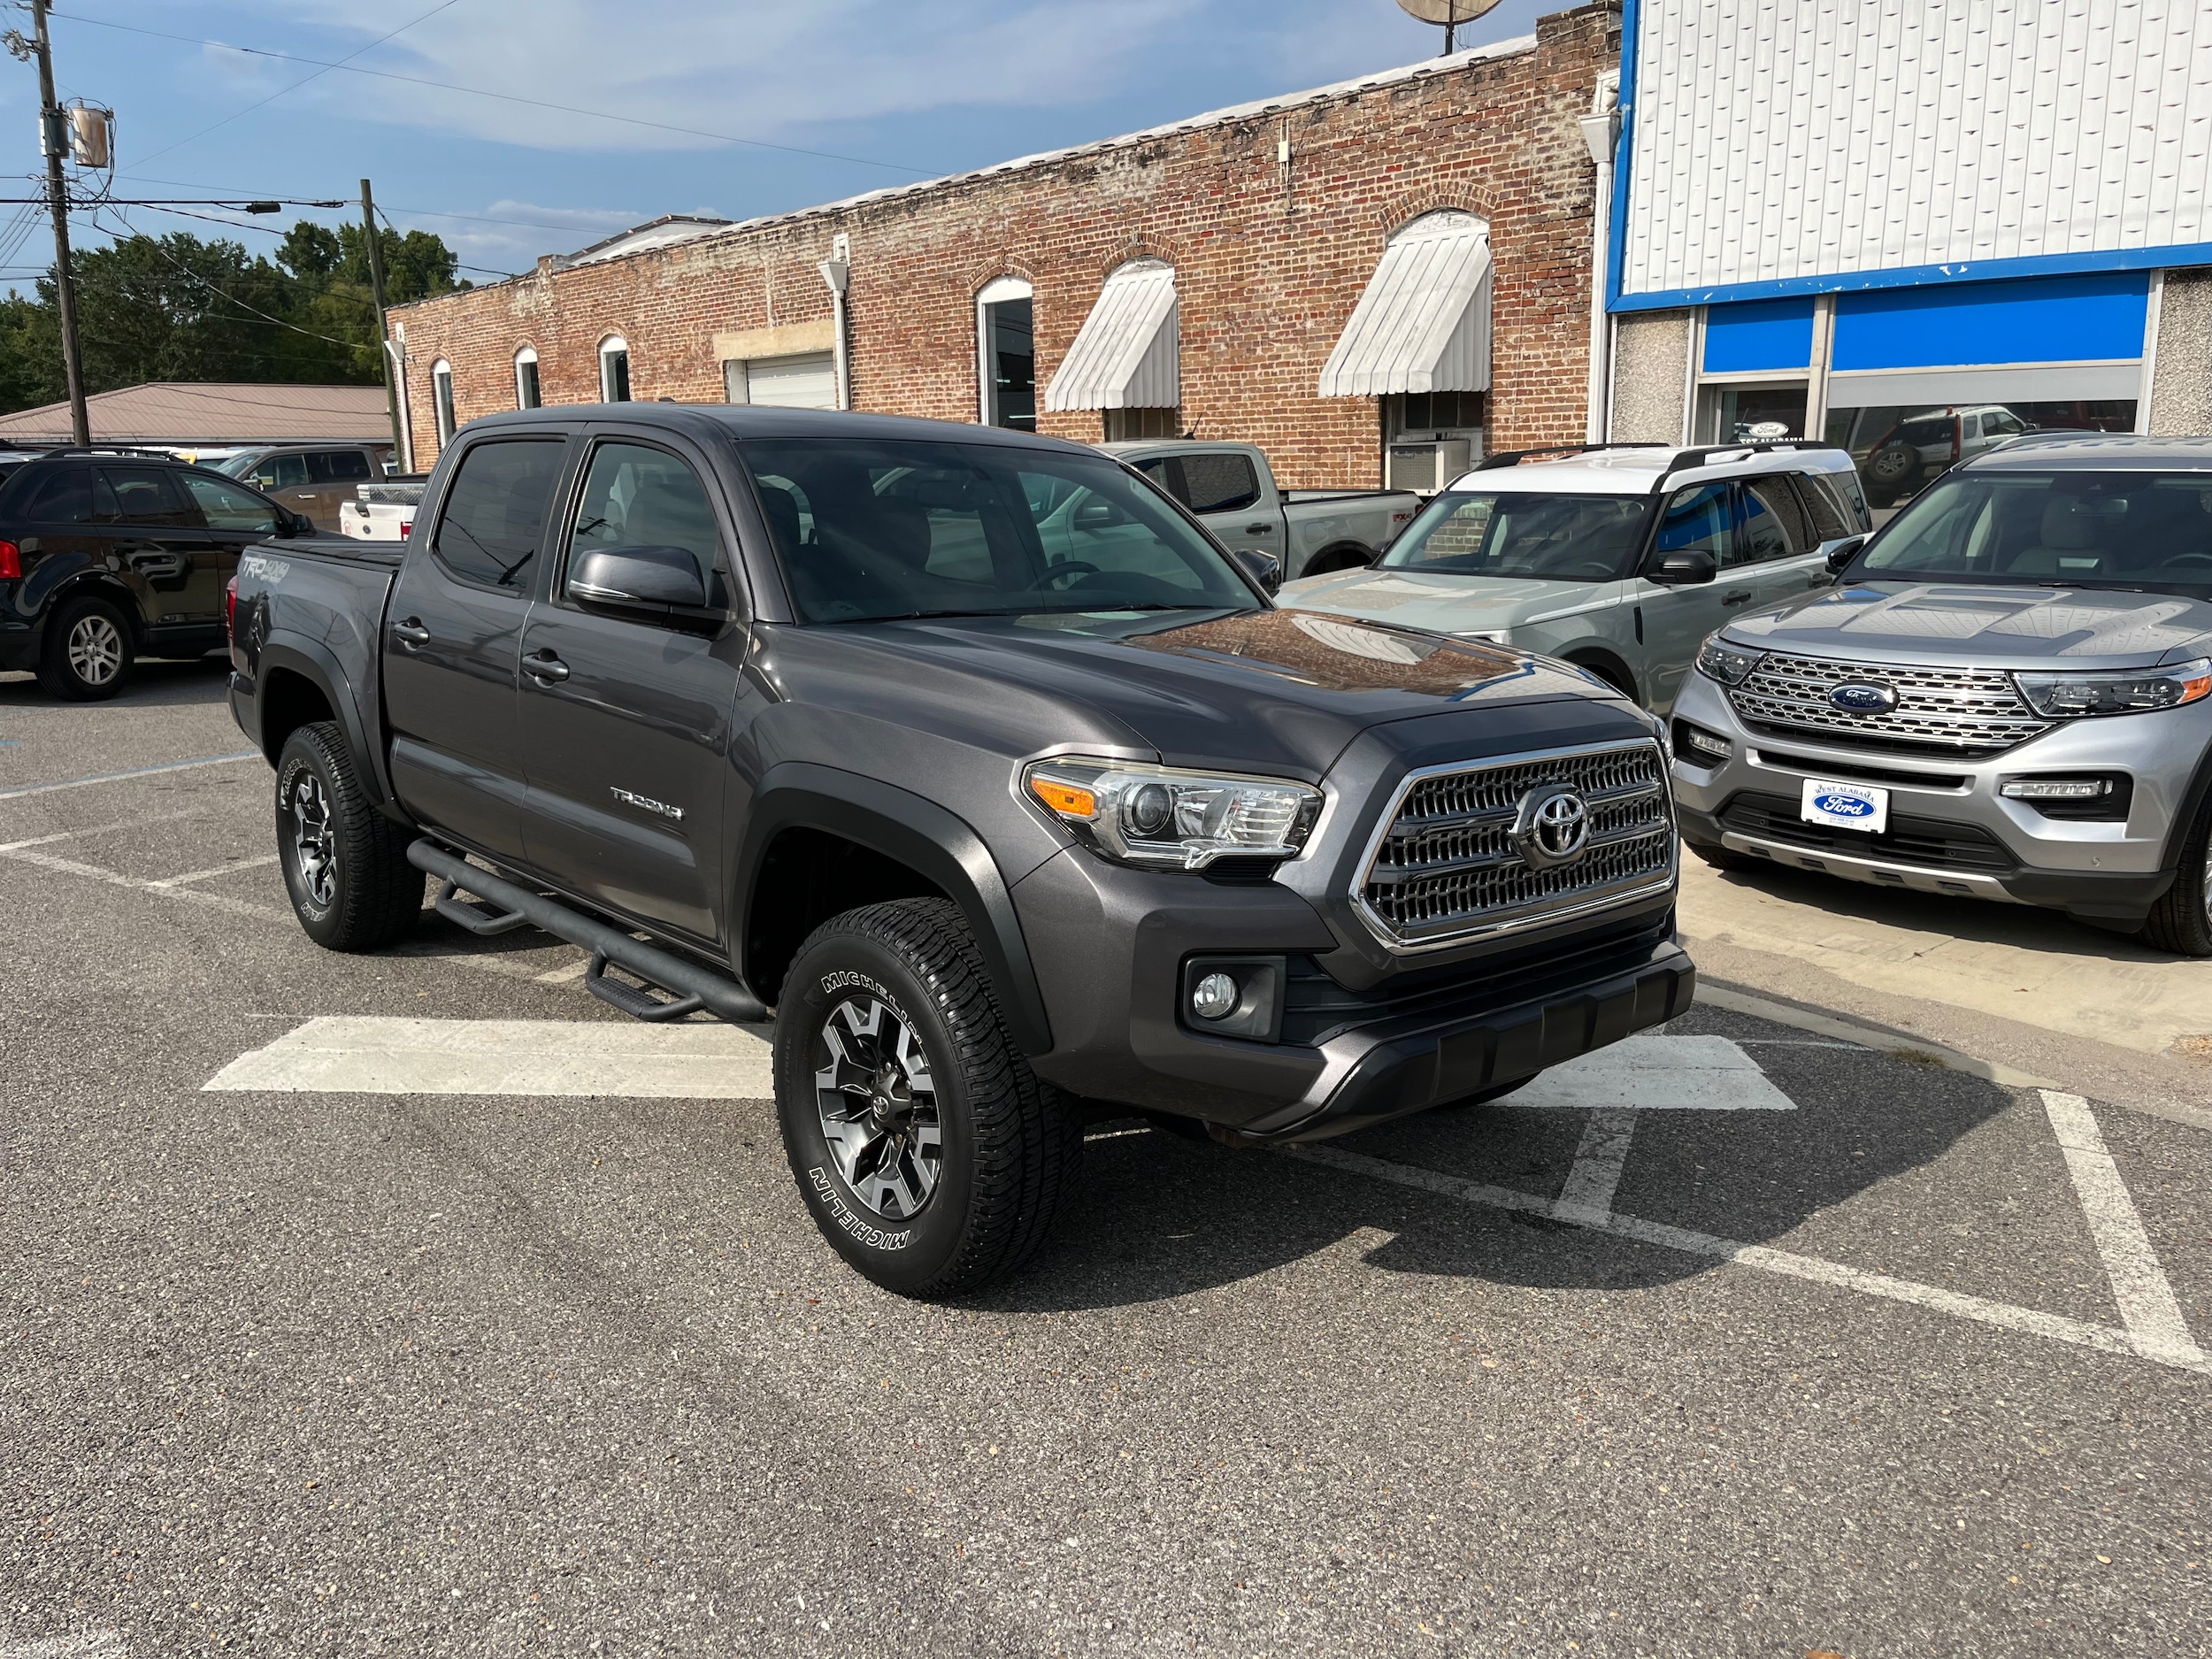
[
  {"x1": 1671, "y1": 434, "x2": 2212, "y2": 956},
  {"x1": 1277, "y1": 442, "x2": 1870, "y2": 714}
]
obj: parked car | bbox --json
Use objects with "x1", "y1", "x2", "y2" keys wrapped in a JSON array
[
  {"x1": 1275, "y1": 442, "x2": 1872, "y2": 714},
  {"x1": 1673, "y1": 432, "x2": 2212, "y2": 956},
  {"x1": 338, "y1": 476, "x2": 427, "y2": 542},
  {"x1": 0, "y1": 449, "x2": 311, "y2": 700},
  {"x1": 227, "y1": 403, "x2": 1693, "y2": 1295},
  {"x1": 1857, "y1": 405, "x2": 2029, "y2": 505},
  {"x1": 217, "y1": 442, "x2": 396, "y2": 533},
  {"x1": 1099, "y1": 439, "x2": 1419, "y2": 581}
]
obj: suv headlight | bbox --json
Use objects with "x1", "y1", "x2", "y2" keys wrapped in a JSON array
[
  {"x1": 1695, "y1": 635, "x2": 1765, "y2": 686},
  {"x1": 2012, "y1": 658, "x2": 2211, "y2": 718},
  {"x1": 1024, "y1": 756, "x2": 1322, "y2": 870}
]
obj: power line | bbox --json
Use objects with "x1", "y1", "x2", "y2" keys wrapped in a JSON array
[
  {"x1": 123, "y1": 0, "x2": 469, "y2": 172},
  {"x1": 55, "y1": 11, "x2": 939, "y2": 175},
  {"x1": 89, "y1": 205, "x2": 378, "y2": 352},
  {"x1": 114, "y1": 173, "x2": 656, "y2": 239}
]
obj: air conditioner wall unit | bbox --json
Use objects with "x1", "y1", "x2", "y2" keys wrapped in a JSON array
[{"x1": 1386, "y1": 437, "x2": 1474, "y2": 494}]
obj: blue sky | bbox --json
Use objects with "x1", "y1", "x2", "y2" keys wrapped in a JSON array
[{"x1": 6, "y1": 0, "x2": 1555, "y2": 289}]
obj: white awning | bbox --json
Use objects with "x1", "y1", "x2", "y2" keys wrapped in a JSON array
[
  {"x1": 1318, "y1": 213, "x2": 1492, "y2": 398},
  {"x1": 1044, "y1": 259, "x2": 1179, "y2": 411}
]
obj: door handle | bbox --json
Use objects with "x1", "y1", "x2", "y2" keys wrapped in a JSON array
[
  {"x1": 392, "y1": 618, "x2": 430, "y2": 649},
  {"x1": 1245, "y1": 523, "x2": 1276, "y2": 534},
  {"x1": 523, "y1": 649, "x2": 570, "y2": 683},
  {"x1": 1721, "y1": 588, "x2": 1755, "y2": 607}
]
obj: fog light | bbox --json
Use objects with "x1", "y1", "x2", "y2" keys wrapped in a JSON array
[
  {"x1": 1191, "y1": 972, "x2": 1239, "y2": 1021},
  {"x1": 2001, "y1": 778, "x2": 2108, "y2": 800}
]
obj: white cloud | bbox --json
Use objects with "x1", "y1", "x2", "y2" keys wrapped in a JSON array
[{"x1": 412, "y1": 199, "x2": 646, "y2": 277}]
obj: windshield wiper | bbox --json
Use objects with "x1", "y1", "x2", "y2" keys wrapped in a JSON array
[{"x1": 2027, "y1": 580, "x2": 2150, "y2": 594}]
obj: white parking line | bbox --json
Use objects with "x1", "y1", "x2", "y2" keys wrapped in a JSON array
[
  {"x1": 205, "y1": 1016, "x2": 776, "y2": 1099},
  {"x1": 1498, "y1": 1036, "x2": 1796, "y2": 1111},
  {"x1": 2041, "y1": 1090, "x2": 2207, "y2": 1369},
  {"x1": 0, "y1": 843, "x2": 288, "y2": 922},
  {"x1": 1287, "y1": 1143, "x2": 2212, "y2": 1379},
  {"x1": 1554, "y1": 1108, "x2": 1638, "y2": 1225},
  {"x1": 147, "y1": 854, "x2": 281, "y2": 889},
  {"x1": 0, "y1": 749, "x2": 257, "y2": 801}
]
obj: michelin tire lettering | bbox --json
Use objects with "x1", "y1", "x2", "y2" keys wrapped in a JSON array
[{"x1": 810, "y1": 1167, "x2": 912, "y2": 1251}]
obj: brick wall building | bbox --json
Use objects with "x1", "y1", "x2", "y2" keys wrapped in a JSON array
[{"x1": 390, "y1": 5, "x2": 1618, "y2": 488}]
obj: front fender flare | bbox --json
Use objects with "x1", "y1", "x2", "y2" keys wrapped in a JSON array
[{"x1": 737, "y1": 763, "x2": 1052, "y2": 1055}]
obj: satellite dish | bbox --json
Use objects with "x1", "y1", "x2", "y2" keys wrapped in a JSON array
[{"x1": 1395, "y1": 0, "x2": 1503, "y2": 53}]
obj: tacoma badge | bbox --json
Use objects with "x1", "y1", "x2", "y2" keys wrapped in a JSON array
[{"x1": 610, "y1": 787, "x2": 684, "y2": 821}]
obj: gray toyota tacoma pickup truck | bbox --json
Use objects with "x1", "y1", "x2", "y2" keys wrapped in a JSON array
[{"x1": 227, "y1": 403, "x2": 1693, "y2": 1294}]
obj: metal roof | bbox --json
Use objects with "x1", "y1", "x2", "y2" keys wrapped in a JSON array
[
  {"x1": 1043, "y1": 261, "x2": 1179, "y2": 412},
  {"x1": 1317, "y1": 213, "x2": 1492, "y2": 398},
  {"x1": 0, "y1": 382, "x2": 392, "y2": 444}
]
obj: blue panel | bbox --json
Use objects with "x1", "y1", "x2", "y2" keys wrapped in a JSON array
[
  {"x1": 1611, "y1": 242, "x2": 2212, "y2": 315},
  {"x1": 1701, "y1": 297, "x2": 1816, "y2": 373},
  {"x1": 1832, "y1": 273, "x2": 2148, "y2": 369}
]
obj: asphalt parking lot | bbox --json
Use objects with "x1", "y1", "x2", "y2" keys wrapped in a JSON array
[{"x1": 4, "y1": 661, "x2": 2208, "y2": 1659}]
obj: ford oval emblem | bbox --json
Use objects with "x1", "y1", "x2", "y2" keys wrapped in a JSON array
[
  {"x1": 1828, "y1": 681, "x2": 1899, "y2": 714},
  {"x1": 1812, "y1": 791, "x2": 1875, "y2": 817}
]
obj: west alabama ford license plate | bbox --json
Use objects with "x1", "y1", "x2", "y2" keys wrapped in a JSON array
[{"x1": 1801, "y1": 778, "x2": 1888, "y2": 833}]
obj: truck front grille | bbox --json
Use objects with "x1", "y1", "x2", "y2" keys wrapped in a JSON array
[
  {"x1": 1728, "y1": 652, "x2": 2051, "y2": 756},
  {"x1": 1357, "y1": 741, "x2": 1675, "y2": 949}
]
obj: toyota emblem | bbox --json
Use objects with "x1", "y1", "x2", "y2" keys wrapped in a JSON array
[{"x1": 1511, "y1": 784, "x2": 1591, "y2": 870}]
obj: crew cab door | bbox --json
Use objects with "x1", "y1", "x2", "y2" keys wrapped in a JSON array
[
  {"x1": 384, "y1": 434, "x2": 570, "y2": 863},
  {"x1": 515, "y1": 433, "x2": 746, "y2": 942},
  {"x1": 1135, "y1": 449, "x2": 1279, "y2": 557}
]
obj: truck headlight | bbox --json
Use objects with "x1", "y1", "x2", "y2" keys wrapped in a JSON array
[
  {"x1": 1024, "y1": 757, "x2": 1322, "y2": 870},
  {"x1": 2011, "y1": 658, "x2": 2211, "y2": 718},
  {"x1": 1695, "y1": 635, "x2": 1765, "y2": 687}
]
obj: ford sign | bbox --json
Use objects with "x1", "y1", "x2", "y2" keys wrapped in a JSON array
[
  {"x1": 1828, "y1": 681, "x2": 1899, "y2": 714},
  {"x1": 1811, "y1": 791, "x2": 1875, "y2": 818}
]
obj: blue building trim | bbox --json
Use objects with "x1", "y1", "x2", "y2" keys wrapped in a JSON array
[
  {"x1": 1603, "y1": 0, "x2": 1638, "y2": 317},
  {"x1": 1613, "y1": 241, "x2": 2212, "y2": 314},
  {"x1": 1701, "y1": 296, "x2": 1816, "y2": 373}
]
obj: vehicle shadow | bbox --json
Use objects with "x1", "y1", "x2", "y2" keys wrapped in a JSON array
[
  {"x1": 0, "y1": 657, "x2": 232, "y2": 709},
  {"x1": 1694, "y1": 855, "x2": 2177, "y2": 965},
  {"x1": 975, "y1": 1033, "x2": 2016, "y2": 1312}
]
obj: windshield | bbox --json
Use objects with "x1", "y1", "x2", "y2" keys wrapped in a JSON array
[
  {"x1": 1849, "y1": 471, "x2": 2212, "y2": 600},
  {"x1": 211, "y1": 452, "x2": 263, "y2": 479},
  {"x1": 739, "y1": 438, "x2": 1260, "y2": 623},
  {"x1": 1377, "y1": 489, "x2": 1650, "y2": 583}
]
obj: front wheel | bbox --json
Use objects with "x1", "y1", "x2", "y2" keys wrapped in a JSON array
[
  {"x1": 275, "y1": 722, "x2": 422, "y2": 951},
  {"x1": 36, "y1": 595, "x2": 134, "y2": 701},
  {"x1": 2139, "y1": 799, "x2": 2212, "y2": 957},
  {"x1": 775, "y1": 898, "x2": 1079, "y2": 1297}
]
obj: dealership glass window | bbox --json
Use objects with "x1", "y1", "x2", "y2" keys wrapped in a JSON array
[
  {"x1": 599, "y1": 335, "x2": 631, "y2": 403},
  {"x1": 514, "y1": 346, "x2": 541, "y2": 410},
  {"x1": 432, "y1": 359, "x2": 456, "y2": 445},
  {"x1": 977, "y1": 276, "x2": 1035, "y2": 432},
  {"x1": 1824, "y1": 399, "x2": 2137, "y2": 509},
  {"x1": 1696, "y1": 381, "x2": 1809, "y2": 443},
  {"x1": 1103, "y1": 407, "x2": 1179, "y2": 442}
]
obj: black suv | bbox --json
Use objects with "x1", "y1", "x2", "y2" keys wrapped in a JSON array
[{"x1": 0, "y1": 449, "x2": 310, "y2": 700}]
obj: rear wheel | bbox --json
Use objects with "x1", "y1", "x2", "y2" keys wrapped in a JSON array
[
  {"x1": 2139, "y1": 798, "x2": 2212, "y2": 957},
  {"x1": 36, "y1": 595, "x2": 134, "y2": 701},
  {"x1": 775, "y1": 898, "x2": 1079, "y2": 1297},
  {"x1": 275, "y1": 722, "x2": 421, "y2": 951}
]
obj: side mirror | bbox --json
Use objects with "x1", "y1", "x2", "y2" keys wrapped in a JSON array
[
  {"x1": 292, "y1": 511, "x2": 316, "y2": 535},
  {"x1": 1818, "y1": 534, "x2": 1868, "y2": 574},
  {"x1": 569, "y1": 545, "x2": 708, "y2": 614},
  {"x1": 1229, "y1": 545, "x2": 1282, "y2": 595},
  {"x1": 1073, "y1": 499, "x2": 1125, "y2": 530},
  {"x1": 1647, "y1": 549, "x2": 1717, "y2": 587}
]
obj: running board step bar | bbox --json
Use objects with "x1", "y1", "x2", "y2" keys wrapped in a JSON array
[{"x1": 406, "y1": 840, "x2": 768, "y2": 1025}]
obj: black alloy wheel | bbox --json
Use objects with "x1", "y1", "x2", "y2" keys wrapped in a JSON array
[
  {"x1": 774, "y1": 898, "x2": 1079, "y2": 1297},
  {"x1": 273, "y1": 722, "x2": 422, "y2": 951}
]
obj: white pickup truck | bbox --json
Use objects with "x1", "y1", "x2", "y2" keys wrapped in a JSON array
[
  {"x1": 336, "y1": 476, "x2": 428, "y2": 542},
  {"x1": 1100, "y1": 440, "x2": 1419, "y2": 581}
]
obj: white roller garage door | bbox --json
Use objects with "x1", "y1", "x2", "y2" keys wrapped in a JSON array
[{"x1": 744, "y1": 351, "x2": 835, "y2": 410}]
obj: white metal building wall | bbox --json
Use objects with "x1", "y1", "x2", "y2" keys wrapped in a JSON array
[{"x1": 1620, "y1": 0, "x2": 2212, "y2": 300}]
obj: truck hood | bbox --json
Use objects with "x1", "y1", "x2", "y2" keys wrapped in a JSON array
[
  {"x1": 763, "y1": 607, "x2": 1621, "y2": 780},
  {"x1": 1724, "y1": 581, "x2": 2212, "y2": 668},
  {"x1": 1278, "y1": 570, "x2": 1608, "y2": 634}
]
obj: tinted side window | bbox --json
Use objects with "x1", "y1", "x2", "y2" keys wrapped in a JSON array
[
  {"x1": 1180, "y1": 453, "x2": 1261, "y2": 515},
  {"x1": 180, "y1": 472, "x2": 281, "y2": 534},
  {"x1": 1793, "y1": 471, "x2": 1851, "y2": 541},
  {"x1": 311, "y1": 449, "x2": 373, "y2": 484},
  {"x1": 1654, "y1": 482, "x2": 1733, "y2": 565},
  {"x1": 432, "y1": 440, "x2": 566, "y2": 589},
  {"x1": 1737, "y1": 477, "x2": 1809, "y2": 563},
  {"x1": 244, "y1": 453, "x2": 309, "y2": 491},
  {"x1": 99, "y1": 466, "x2": 199, "y2": 526},
  {"x1": 567, "y1": 442, "x2": 727, "y2": 612},
  {"x1": 1135, "y1": 456, "x2": 1187, "y2": 507},
  {"x1": 22, "y1": 466, "x2": 97, "y2": 523}
]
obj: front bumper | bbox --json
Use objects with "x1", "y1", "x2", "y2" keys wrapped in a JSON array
[{"x1": 1670, "y1": 671, "x2": 2204, "y2": 924}]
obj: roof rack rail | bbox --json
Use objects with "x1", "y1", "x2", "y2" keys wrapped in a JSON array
[
  {"x1": 19, "y1": 444, "x2": 183, "y2": 462},
  {"x1": 1663, "y1": 438, "x2": 1835, "y2": 473},
  {"x1": 1473, "y1": 442, "x2": 1672, "y2": 472}
]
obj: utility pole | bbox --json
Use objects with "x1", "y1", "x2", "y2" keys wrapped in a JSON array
[
  {"x1": 26, "y1": 0, "x2": 88, "y2": 445},
  {"x1": 359, "y1": 178, "x2": 401, "y2": 457}
]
